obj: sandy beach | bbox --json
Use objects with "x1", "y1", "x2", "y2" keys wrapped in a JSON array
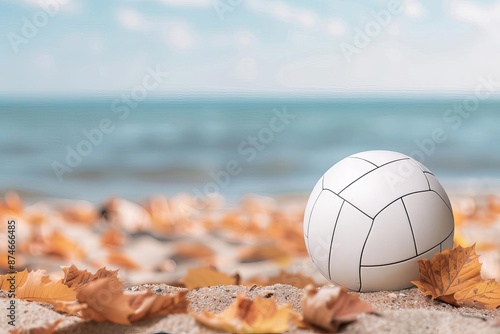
[{"x1": 1, "y1": 192, "x2": 499, "y2": 333}]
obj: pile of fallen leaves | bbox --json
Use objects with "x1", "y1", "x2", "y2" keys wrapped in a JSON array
[
  {"x1": 412, "y1": 244, "x2": 500, "y2": 309},
  {"x1": 0, "y1": 265, "x2": 375, "y2": 333},
  {"x1": 1, "y1": 192, "x2": 500, "y2": 332},
  {"x1": 0, "y1": 192, "x2": 307, "y2": 282}
]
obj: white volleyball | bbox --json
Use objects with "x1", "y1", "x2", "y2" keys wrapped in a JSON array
[{"x1": 304, "y1": 150, "x2": 454, "y2": 292}]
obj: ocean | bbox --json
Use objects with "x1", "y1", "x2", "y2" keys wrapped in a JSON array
[{"x1": 1, "y1": 96, "x2": 500, "y2": 204}]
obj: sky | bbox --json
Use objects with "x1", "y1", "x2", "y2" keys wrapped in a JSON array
[{"x1": 1, "y1": 0, "x2": 500, "y2": 95}]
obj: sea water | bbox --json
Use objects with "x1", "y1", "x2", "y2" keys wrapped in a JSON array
[{"x1": 1, "y1": 96, "x2": 499, "y2": 204}]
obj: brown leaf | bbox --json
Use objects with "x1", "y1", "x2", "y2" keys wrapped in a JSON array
[
  {"x1": 301, "y1": 284, "x2": 375, "y2": 333},
  {"x1": 76, "y1": 276, "x2": 188, "y2": 324},
  {"x1": 193, "y1": 294, "x2": 290, "y2": 333},
  {"x1": 62, "y1": 264, "x2": 120, "y2": 292},
  {"x1": 0, "y1": 269, "x2": 76, "y2": 304},
  {"x1": 129, "y1": 289, "x2": 189, "y2": 322},
  {"x1": 180, "y1": 267, "x2": 239, "y2": 290},
  {"x1": 411, "y1": 244, "x2": 482, "y2": 306},
  {"x1": 9, "y1": 319, "x2": 62, "y2": 334},
  {"x1": 4, "y1": 272, "x2": 75, "y2": 321},
  {"x1": 453, "y1": 279, "x2": 500, "y2": 309},
  {"x1": 0, "y1": 191, "x2": 23, "y2": 216},
  {"x1": 100, "y1": 227, "x2": 126, "y2": 247},
  {"x1": 239, "y1": 244, "x2": 291, "y2": 265},
  {"x1": 172, "y1": 242, "x2": 214, "y2": 261},
  {"x1": 246, "y1": 271, "x2": 316, "y2": 289},
  {"x1": 60, "y1": 201, "x2": 98, "y2": 225},
  {"x1": 40, "y1": 231, "x2": 86, "y2": 260},
  {"x1": 107, "y1": 250, "x2": 140, "y2": 270},
  {"x1": 0, "y1": 269, "x2": 29, "y2": 290},
  {"x1": 53, "y1": 300, "x2": 87, "y2": 316}
]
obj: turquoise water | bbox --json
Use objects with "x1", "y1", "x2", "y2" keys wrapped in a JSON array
[{"x1": 1, "y1": 97, "x2": 499, "y2": 203}]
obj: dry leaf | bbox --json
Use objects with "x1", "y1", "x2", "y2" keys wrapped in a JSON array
[
  {"x1": 411, "y1": 244, "x2": 482, "y2": 306},
  {"x1": 43, "y1": 231, "x2": 86, "y2": 260},
  {"x1": 193, "y1": 294, "x2": 290, "y2": 333},
  {"x1": 173, "y1": 242, "x2": 214, "y2": 261},
  {"x1": 100, "y1": 227, "x2": 126, "y2": 247},
  {"x1": 76, "y1": 277, "x2": 188, "y2": 324},
  {"x1": 107, "y1": 250, "x2": 140, "y2": 270},
  {"x1": 301, "y1": 285, "x2": 374, "y2": 333},
  {"x1": 60, "y1": 201, "x2": 97, "y2": 225},
  {"x1": 0, "y1": 192, "x2": 23, "y2": 216},
  {"x1": 180, "y1": 267, "x2": 239, "y2": 290},
  {"x1": 9, "y1": 319, "x2": 62, "y2": 334},
  {"x1": 453, "y1": 279, "x2": 500, "y2": 310},
  {"x1": 0, "y1": 269, "x2": 76, "y2": 303},
  {"x1": 129, "y1": 289, "x2": 189, "y2": 322},
  {"x1": 246, "y1": 271, "x2": 316, "y2": 289},
  {"x1": 239, "y1": 244, "x2": 291, "y2": 265},
  {"x1": 62, "y1": 264, "x2": 120, "y2": 292},
  {"x1": 0, "y1": 269, "x2": 29, "y2": 290}
]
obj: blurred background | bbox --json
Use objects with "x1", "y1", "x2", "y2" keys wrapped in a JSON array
[{"x1": 1, "y1": 0, "x2": 500, "y2": 204}]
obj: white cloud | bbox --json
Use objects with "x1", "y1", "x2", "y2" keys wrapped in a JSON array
[
  {"x1": 326, "y1": 19, "x2": 348, "y2": 37},
  {"x1": 6, "y1": 0, "x2": 83, "y2": 14},
  {"x1": 248, "y1": 0, "x2": 318, "y2": 28},
  {"x1": 450, "y1": 1, "x2": 500, "y2": 26},
  {"x1": 166, "y1": 23, "x2": 195, "y2": 50},
  {"x1": 35, "y1": 51, "x2": 55, "y2": 72},
  {"x1": 115, "y1": 7, "x2": 148, "y2": 30},
  {"x1": 403, "y1": 0, "x2": 425, "y2": 19},
  {"x1": 160, "y1": 0, "x2": 211, "y2": 7}
]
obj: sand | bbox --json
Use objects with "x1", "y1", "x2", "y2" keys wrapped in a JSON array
[
  {"x1": 1, "y1": 285, "x2": 499, "y2": 334},
  {"x1": 1, "y1": 193, "x2": 499, "y2": 333}
]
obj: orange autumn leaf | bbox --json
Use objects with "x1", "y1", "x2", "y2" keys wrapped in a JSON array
[
  {"x1": 239, "y1": 244, "x2": 291, "y2": 266},
  {"x1": 60, "y1": 201, "x2": 98, "y2": 225},
  {"x1": 107, "y1": 250, "x2": 140, "y2": 270},
  {"x1": 9, "y1": 319, "x2": 62, "y2": 334},
  {"x1": 0, "y1": 192, "x2": 23, "y2": 216},
  {"x1": 246, "y1": 271, "x2": 316, "y2": 289},
  {"x1": 0, "y1": 269, "x2": 76, "y2": 304},
  {"x1": 193, "y1": 294, "x2": 291, "y2": 333},
  {"x1": 180, "y1": 267, "x2": 239, "y2": 290},
  {"x1": 0, "y1": 269, "x2": 30, "y2": 291},
  {"x1": 44, "y1": 231, "x2": 86, "y2": 260},
  {"x1": 100, "y1": 227, "x2": 126, "y2": 247},
  {"x1": 453, "y1": 279, "x2": 500, "y2": 310},
  {"x1": 172, "y1": 242, "x2": 215, "y2": 261},
  {"x1": 76, "y1": 277, "x2": 188, "y2": 325},
  {"x1": 411, "y1": 244, "x2": 483, "y2": 306},
  {"x1": 62, "y1": 264, "x2": 120, "y2": 292},
  {"x1": 129, "y1": 289, "x2": 189, "y2": 322},
  {"x1": 301, "y1": 285, "x2": 375, "y2": 333}
]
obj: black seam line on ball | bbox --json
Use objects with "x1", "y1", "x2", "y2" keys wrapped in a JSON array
[
  {"x1": 338, "y1": 158, "x2": 410, "y2": 195},
  {"x1": 401, "y1": 198, "x2": 418, "y2": 257},
  {"x1": 423, "y1": 173, "x2": 431, "y2": 191},
  {"x1": 430, "y1": 189, "x2": 453, "y2": 214},
  {"x1": 360, "y1": 228, "x2": 455, "y2": 268},
  {"x1": 306, "y1": 177, "x2": 324, "y2": 238},
  {"x1": 328, "y1": 200, "x2": 345, "y2": 281},
  {"x1": 422, "y1": 170, "x2": 435, "y2": 176},
  {"x1": 358, "y1": 217, "x2": 376, "y2": 292},
  {"x1": 324, "y1": 189, "x2": 372, "y2": 219},
  {"x1": 348, "y1": 156, "x2": 379, "y2": 167},
  {"x1": 372, "y1": 189, "x2": 430, "y2": 220}
]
